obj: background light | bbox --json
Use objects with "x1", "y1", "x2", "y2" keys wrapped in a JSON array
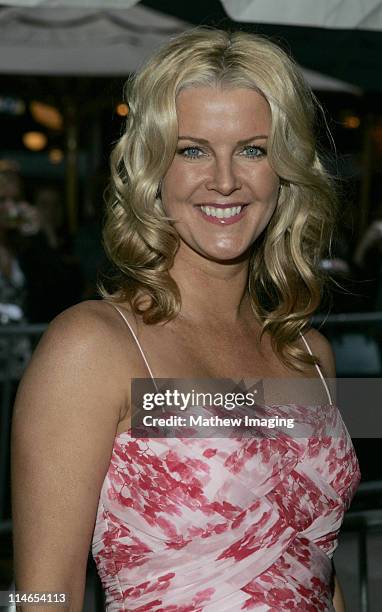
[
  {"x1": 49, "y1": 148, "x2": 64, "y2": 164},
  {"x1": 342, "y1": 114, "x2": 361, "y2": 129},
  {"x1": 116, "y1": 103, "x2": 129, "y2": 117},
  {"x1": 30, "y1": 101, "x2": 63, "y2": 131},
  {"x1": 22, "y1": 131, "x2": 47, "y2": 151}
]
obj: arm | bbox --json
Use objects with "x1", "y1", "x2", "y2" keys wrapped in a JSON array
[
  {"x1": 11, "y1": 302, "x2": 128, "y2": 611},
  {"x1": 353, "y1": 222, "x2": 382, "y2": 268},
  {"x1": 304, "y1": 327, "x2": 337, "y2": 402},
  {"x1": 333, "y1": 573, "x2": 346, "y2": 612},
  {"x1": 304, "y1": 329, "x2": 346, "y2": 611}
]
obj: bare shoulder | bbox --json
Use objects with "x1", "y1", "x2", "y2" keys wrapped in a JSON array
[
  {"x1": 31, "y1": 299, "x2": 135, "y2": 369},
  {"x1": 303, "y1": 327, "x2": 337, "y2": 378},
  {"x1": 11, "y1": 300, "x2": 134, "y2": 603},
  {"x1": 38, "y1": 299, "x2": 126, "y2": 348},
  {"x1": 14, "y1": 300, "x2": 134, "y2": 430}
]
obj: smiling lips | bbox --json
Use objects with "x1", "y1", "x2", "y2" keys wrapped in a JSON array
[{"x1": 196, "y1": 203, "x2": 248, "y2": 224}]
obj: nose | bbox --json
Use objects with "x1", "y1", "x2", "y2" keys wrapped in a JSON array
[{"x1": 205, "y1": 158, "x2": 242, "y2": 194}]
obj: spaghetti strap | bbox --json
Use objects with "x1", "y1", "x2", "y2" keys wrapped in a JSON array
[
  {"x1": 299, "y1": 331, "x2": 333, "y2": 405},
  {"x1": 107, "y1": 302, "x2": 159, "y2": 392}
]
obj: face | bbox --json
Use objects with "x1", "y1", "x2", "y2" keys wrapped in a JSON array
[{"x1": 161, "y1": 86, "x2": 280, "y2": 263}]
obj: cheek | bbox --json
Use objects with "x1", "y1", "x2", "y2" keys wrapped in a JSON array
[
  {"x1": 162, "y1": 165, "x2": 200, "y2": 211},
  {"x1": 253, "y1": 166, "x2": 280, "y2": 200}
]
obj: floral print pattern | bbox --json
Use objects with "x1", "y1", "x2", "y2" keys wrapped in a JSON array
[{"x1": 92, "y1": 401, "x2": 360, "y2": 611}]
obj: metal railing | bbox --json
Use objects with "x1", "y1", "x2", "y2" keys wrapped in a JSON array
[
  {"x1": 313, "y1": 311, "x2": 382, "y2": 325},
  {"x1": 341, "y1": 480, "x2": 382, "y2": 612}
]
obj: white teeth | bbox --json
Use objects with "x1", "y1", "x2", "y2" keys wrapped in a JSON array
[{"x1": 200, "y1": 206, "x2": 243, "y2": 219}]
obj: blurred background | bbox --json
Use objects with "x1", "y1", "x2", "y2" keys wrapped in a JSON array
[{"x1": 0, "y1": 1, "x2": 381, "y2": 610}]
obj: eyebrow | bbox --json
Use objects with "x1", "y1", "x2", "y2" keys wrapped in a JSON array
[{"x1": 178, "y1": 135, "x2": 269, "y2": 144}]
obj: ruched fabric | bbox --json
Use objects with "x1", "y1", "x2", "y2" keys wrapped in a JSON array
[{"x1": 92, "y1": 401, "x2": 360, "y2": 611}]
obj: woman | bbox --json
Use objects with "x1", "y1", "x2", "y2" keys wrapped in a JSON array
[{"x1": 11, "y1": 27, "x2": 360, "y2": 611}]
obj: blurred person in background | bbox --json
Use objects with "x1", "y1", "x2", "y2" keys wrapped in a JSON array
[
  {"x1": 73, "y1": 169, "x2": 108, "y2": 300},
  {"x1": 0, "y1": 161, "x2": 39, "y2": 318},
  {"x1": 23, "y1": 185, "x2": 84, "y2": 322},
  {"x1": 0, "y1": 163, "x2": 84, "y2": 324},
  {"x1": 353, "y1": 202, "x2": 382, "y2": 311},
  {"x1": 353, "y1": 202, "x2": 382, "y2": 373},
  {"x1": 35, "y1": 186, "x2": 63, "y2": 250},
  {"x1": 0, "y1": 161, "x2": 36, "y2": 378}
]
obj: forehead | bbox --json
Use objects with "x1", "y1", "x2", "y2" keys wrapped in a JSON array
[{"x1": 175, "y1": 87, "x2": 271, "y2": 137}]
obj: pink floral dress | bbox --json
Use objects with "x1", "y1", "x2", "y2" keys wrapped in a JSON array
[{"x1": 91, "y1": 306, "x2": 361, "y2": 611}]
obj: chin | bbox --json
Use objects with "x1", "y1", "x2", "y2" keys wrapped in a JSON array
[
  {"x1": 199, "y1": 246, "x2": 251, "y2": 264},
  {"x1": 179, "y1": 235, "x2": 255, "y2": 263}
]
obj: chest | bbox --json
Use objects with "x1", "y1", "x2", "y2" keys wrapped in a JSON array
[
  {"x1": 132, "y1": 320, "x2": 309, "y2": 380},
  {"x1": 117, "y1": 316, "x2": 329, "y2": 432}
]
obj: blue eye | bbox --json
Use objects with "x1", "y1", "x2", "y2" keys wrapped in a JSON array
[
  {"x1": 243, "y1": 145, "x2": 266, "y2": 158},
  {"x1": 178, "y1": 146, "x2": 203, "y2": 159},
  {"x1": 177, "y1": 144, "x2": 266, "y2": 160}
]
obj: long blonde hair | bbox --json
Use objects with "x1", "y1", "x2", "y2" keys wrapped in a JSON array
[{"x1": 100, "y1": 26, "x2": 338, "y2": 371}]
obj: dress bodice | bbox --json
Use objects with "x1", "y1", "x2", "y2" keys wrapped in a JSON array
[
  {"x1": 92, "y1": 404, "x2": 360, "y2": 611},
  {"x1": 91, "y1": 304, "x2": 361, "y2": 611}
]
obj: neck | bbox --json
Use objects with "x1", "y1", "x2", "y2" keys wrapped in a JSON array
[{"x1": 169, "y1": 243, "x2": 252, "y2": 325}]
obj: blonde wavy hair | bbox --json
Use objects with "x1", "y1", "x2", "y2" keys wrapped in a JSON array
[{"x1": 100, "y1": 26, "x2": 338, "y2": 372}]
